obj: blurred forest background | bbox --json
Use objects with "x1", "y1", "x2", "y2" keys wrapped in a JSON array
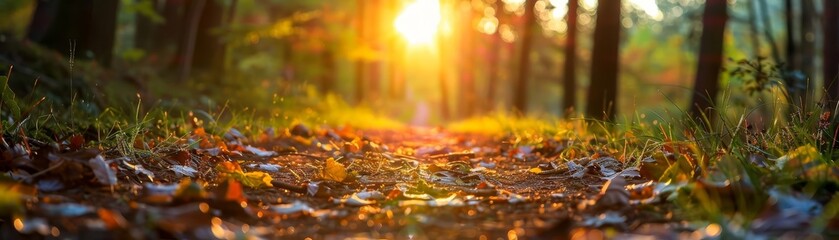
[{"x1": 0, "y1": 0, "x2": 837, "y2": 126}]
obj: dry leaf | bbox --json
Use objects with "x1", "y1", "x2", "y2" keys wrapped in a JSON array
[
  {"x1": 322, "y1": 157, "x2": 347, "y2": 182},
  {"x1": 215, "y1": 162, "x2": 274, "y2": 188},
  {"x1": 88, "y1": 155, "x2": 117, "y2": 186}
]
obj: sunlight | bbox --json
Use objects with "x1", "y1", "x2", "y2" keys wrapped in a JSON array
[{"x1": 394, "y1": 0, "x2": 441, "y2": 45}]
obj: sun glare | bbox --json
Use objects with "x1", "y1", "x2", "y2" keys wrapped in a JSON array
[{"x1": 394, "y1": 0, "x2": 441, "y2": 45}]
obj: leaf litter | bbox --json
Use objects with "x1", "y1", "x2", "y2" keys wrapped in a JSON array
[{"x1": 0, "y1": 123, "x2": 835, "y2": 239}]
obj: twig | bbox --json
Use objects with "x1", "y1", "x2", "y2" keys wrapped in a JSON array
[
  {"x1": 276, "y1": 152, "x2": 325, "y2": 160},
  {"x1": 270, "y1": 179, "x2": 306, "y2": 193},
  {"x1": 27, "y1": 159, "x2": 65, "y2": 180},
  {"x1": 428, "y1": 152, "x2": 476, "y2": 160}
]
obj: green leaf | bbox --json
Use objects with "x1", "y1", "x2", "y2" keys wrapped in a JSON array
[
  {"x1": 232, "y1": 171, "x2": 274, "y2": 189},
  {"x1": 0, "y1": 76, "x2": 20, "y2": 121}
]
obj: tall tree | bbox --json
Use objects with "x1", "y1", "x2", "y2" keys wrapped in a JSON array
[
  {"x1": 192, "y1": 0, "x2": 226, "y2": 71},
  {"x1": 154, "y1": 0, "x2": 186, "y2": 54},
  {"x1": 825, "y1": 0, "x2": 839, "y2": 104},
  {"x1": 28, "y1": 0, "x2": 119, "y2": 67},
  {"x1": 562, "y1": 0, "x2": 578, "y2": 115},
  {"x1": 784, "y1": 0, "x2": 795, "y2": 70},
  {"x1": 689, "y1": 0, "x2": 728, "y2": 121},
  {"x1": 485, "y1": 0, "x2": 504, "y2": 112},
  {"x1": 458, "y1": 2, "x2": 478, "y2": 117},
  {"x1": 513, "y1": 0, "x2": 537, "y2": 114},
  {"x1": 354, "y1": 0, "x2": 366, "y2": 104},
  {"x1": 585, "y1": 0, "x2": 621, "y2": 121},
  {"x1": 438, "y1": 0, "x2": 451, "y2": 120},
  {"x1": 134, "y1": 1, "x2": 161, "y2": 52},
  {"x1": 757, "y1": 0, "x2": 780, "y2": 64},
  {"x1": 800, "y1": 0, "x2": 815, "y2": 84},
  {"x1": 367, "y1": 0, "x2": 382, "y2": 102},
  {"x1": 175, "y1": 0, "x2": 206, "y2": 82},
  {"x1": 388, "y1": 0, "x2": 405, "y2": 99}
]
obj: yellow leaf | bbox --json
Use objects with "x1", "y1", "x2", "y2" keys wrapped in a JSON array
[
  {"x1": 216, "y1": 162, "x2": 273, "y2": 188},
  {"x1": 322, "y1": 157, "x2": 347, "y2": 182},
  {"x1": 777, "y1": 145, "x2": 820, "y2": 170},
  {"x1": 529, "y1": 168, "x2": 542, "y2": 174},
  {"x1": 235, "y1": 171, "x2": 274, "y2": 189}
]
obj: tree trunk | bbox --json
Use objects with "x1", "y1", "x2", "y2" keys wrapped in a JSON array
[
  {"x1": 153, "y1": 0, "x2": 185, "y2": 54},
  {"x1": 438, "y1": 0, "x2": 451, "y2": 120},
  {"x1": 355, "y1": 0, "x2": 366, "y2": 104},
  {"x1": 485, "y1": 0, "x2": 504, "y2": 112},
  {"x1": 689, "y1": 0, "x2": 728, "y2": 121},
  {"x1": 135, "y1": 1, "x2": 160, "y2": 51},
  {"x1": 562, "y1": 0, "x2": 578, "y2": 115},
  {"x1": 585, "y1": 0, "x2": 621, "y2": 121},
  {"x1": 176, "y1": 0, "x2": 206, "y2": 82},
  {"x1": 320, "y1": 48, "x2": 336, "y2": 94},
  {"x1": 388, "y1": 0, "x2": 405, "y2": 99},
  {"x1": 513, "y1": 0, "x2": 537, "y2": 115},
  {"x1": 459, "y1": 4, "x2": 477, "y2": 117},
  {"x1": 747, "y1": 0, "x2": 760, "y2": 58},
  {"x1": 192, "y1": 0, "x2": 225, "y2": 71},
  {"x1": 825, "y1": 0, "x2": 839, "y2": 104},
  {"x1": 29, "y1": 0, "x2": 118, "y2": 67},
  {"x1": 800, "y1": 0, "x2": 815, "y2": 81},
  {"x1": 784, "y1": 0, "x2": 796, "y2": 70},
  {"x1": 367, "y1": 0, "x2": 382, "y2": 102},
  {"x1": 757, "y1": 0, "x2": 780, "y2": 64}
]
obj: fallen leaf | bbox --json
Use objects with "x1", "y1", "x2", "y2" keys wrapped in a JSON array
[
  {"x1": 98, "y1": 208, "x2": 128, "y2": 229},
  {"x1": 215, "y1": 179, "x2": 246, "y2": 203},
  {"x1": 88, "y1": 155, "x2": 117, "y2": 185},
  {"x1": 174, "y1": 178, "x2": 207, "y2": 202},
  {"x1": 775, "y1": 145, "x2": 819, "y2": 170},
  {"x1": 247, "y1": 163, "x2": 281, "y2": 172},
  {"x1": 42, "y1": 203, "x2": 94, "y2": 217},
  {"x1": 581, "y1": 211, "x2": 626, "y2": 228},
  {"x1": 322, "y1": 157, "x2": 347, "y2": 182},
  {"x1": 171, "y1": 165, "x2": 198, "y2": 177},
  {"x1": 122, "y1": 161, "x2": 155, "y2": 181},
  {"x1": 272, "y1": 201, "x2": 314, "y2": 214},
  {"x1": 591, "y1": 175, "x2": 630, "y2": 211},
  {"x1": 334, "y1": 193, "x2": 375, "y2": 206},
  {"x1": 244, "y1": 145, "x2": 277, "y2": 157},
  {"x1": 216, "y1": 163, "x2": 274, "y2": 188}
]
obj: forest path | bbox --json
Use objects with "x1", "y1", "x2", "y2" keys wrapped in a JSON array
[{"x1": 1, "y1": 126, "x2": 669, "y2": 239}]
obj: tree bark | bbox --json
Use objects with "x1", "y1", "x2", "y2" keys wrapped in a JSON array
[
  {"x1": 354, "y1": 0, "x2": 366, "y2": 104},
  {"x1": 367, "y1": 0, "x2": 382, "y2": 102},
  {"x1": 585, "y1": 0, "x2": 621, "y2": 121},
  {"x1": 513, "y1": 0, "x2": 537, "y2": 115},
  {"x1": 485, "y1": 0, "x2": 503, "y2": 113},
  {"x1": 438, "y1": 0, "x2": 451, "y2": 120},
  {"x1": 153, "y1": 0, "x2": 185, "y2": 53},
  {"x1": 28, "y1": 0, "x2": 118, "y2": 67},
  {"x1": 176, "y1": 0, "x2": 206, "y2": 82},
  {"x1": 320, "y1": 48, "x2": 336, "y2": 94},
  {"x1": 388, "y1": 0, "x2": 405, "y2": 99},
  {"x1": 825, "y1": 0, "x2": 839, "y2": 104},
  {"x1": 192, "y1": 0, "x2": 225, "y2": 71},
  {"x1": 800, "y1": 0, "x2": 815, "y2": 81},
  {"x1": 757, "y1": 0, "x2": 780, "y2": 65},
  {"x1": 135, "y1": 1, "x2": 160, "y2": 51},
  {"x1": 459, "y1": 4, "x2": 477, "y2": 117},
  {"x1": 562, "y1": 0, "x2": 578, "y2": 115},
  {"x1": 784, "y1": 0, "x2": 796, "y2": 70},
  {"x1": 689, "y1": 0, "x2": 728, "y2": 121}
]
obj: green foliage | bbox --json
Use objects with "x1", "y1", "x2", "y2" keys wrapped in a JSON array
[
  {"x1": 0, "y1": 76, "x2": 21, "y2": 121},
  {"x1": 121, "y1": 0, "x2": 164, "y2": 23}
]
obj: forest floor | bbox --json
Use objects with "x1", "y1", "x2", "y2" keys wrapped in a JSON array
[
  {"x1": 2, "y1": 120, "x2": 835, "y2": 239},
  {"x1": 0, "y1": 124, "x2": 699, "y2": 239}
]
